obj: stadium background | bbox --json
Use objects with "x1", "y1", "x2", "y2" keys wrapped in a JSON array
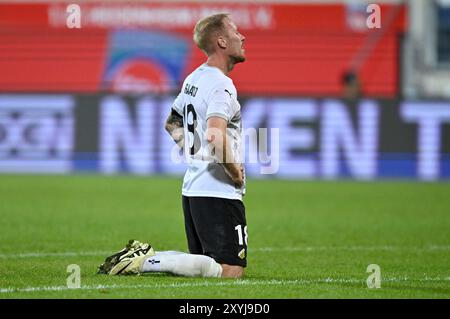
[
  {"x1": 1, "y1": 0, "x2": 450, "y2": 299},
  {"x1": 1, "y1": 0, "x2": 449, "y2": 180}
]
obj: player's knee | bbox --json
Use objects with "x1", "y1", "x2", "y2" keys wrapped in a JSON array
[{"x1": 220, "y1": 264, "x2": 244, "y2": 278}]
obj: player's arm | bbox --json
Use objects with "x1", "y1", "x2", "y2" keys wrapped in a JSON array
[
  {"x1": 206, "y1": 116, "x2": 244, "y2": 188},
  {"x1": 165, "y1": 109, "x2": 184, "y2": 149}
]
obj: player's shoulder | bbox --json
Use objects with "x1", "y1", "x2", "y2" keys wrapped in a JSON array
[
  {"x1": 196, "y1": 64, "x2": 235, "y2": 90},
  {"x1": 181, "y1": 64, "x2": 237, "y2": 101}
]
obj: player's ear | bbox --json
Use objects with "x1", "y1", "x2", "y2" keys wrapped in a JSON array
[{"x1": 217, "y1": 35, "x2": 227, "y2": 49}]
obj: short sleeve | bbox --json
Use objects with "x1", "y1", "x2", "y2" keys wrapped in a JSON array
[
  {"x1": 172, "y1": 92, "x2": 184, "y2": 116},
  {"x1": 206, "y1": 85, "x2": 234, "y2": 122}
]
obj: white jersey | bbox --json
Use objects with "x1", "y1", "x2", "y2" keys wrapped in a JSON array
[{"x1": 172, "y1": 63, "x2": 245, "y2": 201}]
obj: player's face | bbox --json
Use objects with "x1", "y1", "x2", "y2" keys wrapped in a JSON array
[{"x1": 224, "y1": 18, "x2": 246, "y2": 63}]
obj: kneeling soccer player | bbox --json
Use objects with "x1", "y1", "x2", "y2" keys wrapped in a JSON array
[{"x1": 98, "y1": 13, "x2": 248, "y2": 279}]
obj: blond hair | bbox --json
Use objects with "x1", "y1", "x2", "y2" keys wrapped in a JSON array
[{"x1": 193, "y1": 13, "x2": 229, "y2": 55}]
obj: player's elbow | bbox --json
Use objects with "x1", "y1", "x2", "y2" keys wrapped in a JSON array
[
  {"x1": 164, "y1": 122, "x2": 172, "y2": 134},
  {"x1": 206, "y1": 134, "x2": 215, "y2": 144},
  {"x1": 207, "y1": 135, "x2": 223, "y2": 154},
  {"x1": 206, "y1": 127, "x2": 224, "y2": 146}
]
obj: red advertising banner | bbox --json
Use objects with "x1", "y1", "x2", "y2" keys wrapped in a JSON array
[{"x1": 0, "y1": 2, "x2": 406, "y2": 96}]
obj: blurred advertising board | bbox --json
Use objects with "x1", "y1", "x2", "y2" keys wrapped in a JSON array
[
  {"x1": 0, "y1": 94, "x2": 448, "y2": 180},
  {"x1": 0, "y1": 2, "x2": 406, "y2": 97}
]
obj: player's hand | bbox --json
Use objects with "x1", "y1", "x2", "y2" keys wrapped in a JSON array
[
  {"x1": 222, "y1": 163, "x2": 244, "y2": 188},
  {"x1": 232, "y1": 165, "x2": 244, "y2": 188}
]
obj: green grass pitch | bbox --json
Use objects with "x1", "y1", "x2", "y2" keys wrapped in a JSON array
[{"x1": 0, "y1": 175, "x2": 449, "y2": 298}]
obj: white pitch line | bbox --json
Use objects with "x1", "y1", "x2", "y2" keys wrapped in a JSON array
[
  {"x1": 1, "y1": 277, "x2": 450, "y2": 294},
  {"x1": 255, "y1": 246, "x2": 450, "y2": 252},
  {"x1": 1, "y1": 246, "x2": 449, "y2": 259},
  {"x1": 0, "y1": 251, "x2": 112, "y2": 259}
]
